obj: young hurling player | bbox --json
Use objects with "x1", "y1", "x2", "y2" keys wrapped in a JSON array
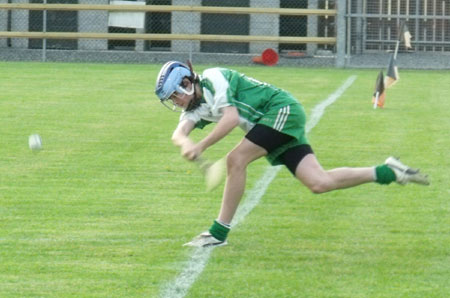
[{"x1": 155, "y1": 61, "x2": 429, "y2": 247}]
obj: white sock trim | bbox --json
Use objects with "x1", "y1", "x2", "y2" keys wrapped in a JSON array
[
  {"x1": 373, "y1": 166, "x2": 377, "y2": 182},
  {"x1": 216, "y1": 219, "x2": 231, "y2": 228}
]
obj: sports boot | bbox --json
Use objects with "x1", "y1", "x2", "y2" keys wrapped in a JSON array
[
  {"x1": 385, "y1": 157, "x2": 430, "y2": 185},
  {"x1": 183, "y1": 232, "x2": 227, "y2": 247}
]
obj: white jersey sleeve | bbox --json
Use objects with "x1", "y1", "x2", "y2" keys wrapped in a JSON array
[
  {"x1": 201, "y1": 68, "x2": 232, "y2": 114},
  {"x1": 179, "y1": 68, "x2": 232, "y2": 128}
]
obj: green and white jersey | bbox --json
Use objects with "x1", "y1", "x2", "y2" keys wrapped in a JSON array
[
  {"x1": 180, "y1": 67, "x2": 309, "y2": 166},
  {"x1": 180, "y1": 67, "x2": 298, "y2": 132}
]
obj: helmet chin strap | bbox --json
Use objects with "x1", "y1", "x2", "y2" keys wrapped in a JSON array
[
  {"x1": 181, "y1": 60, "x2": 201, "y2": 112},
  {"x1": 178, "y1": 85, "x2": 195, "y2": 96},
  {"x1": 185, "y1": 83, "x2": 201, "y2": 112}
]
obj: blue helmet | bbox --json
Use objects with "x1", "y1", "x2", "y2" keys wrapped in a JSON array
[{"x1": 155, "y1": 61, "x2": 194, "y2": 102}]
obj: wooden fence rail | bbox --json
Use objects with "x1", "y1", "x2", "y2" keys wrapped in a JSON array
[
  {"x1": 0, "y1": 4, "x2": 336, "y2": 45},
  {"x1": 0, "y1": 32, "x2": 336, "y2": 44},
  {"x1": 0, "y1": 4, "x2": 336, "y2": 16}
]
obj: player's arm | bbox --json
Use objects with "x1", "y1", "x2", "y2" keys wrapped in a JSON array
[
  {"x1": 197, "y1": 105, "x2": 240, "y2": 153},
  {"x1": 172, "y1": 119, "x2": 195, "y2": 146},
  {"x1": 171, "y1": 119, "x2": 199, "y2": 160}
]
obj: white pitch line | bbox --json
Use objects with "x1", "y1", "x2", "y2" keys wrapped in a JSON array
[
  {"x1": 305, "y1": 75, "x2": 357, "y2": 133},
  {"x1": 160, "y1": 75, "x2": 357, "y2": 298}
]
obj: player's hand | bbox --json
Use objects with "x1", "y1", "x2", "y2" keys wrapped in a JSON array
[{"x1": 181, "y1": 140, "x2": 202, "y2": 161}]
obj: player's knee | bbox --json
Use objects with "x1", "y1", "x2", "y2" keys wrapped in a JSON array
[
  {"x1": 308, "y1": 182, "x2": 330, "y2": 194},
  {"x1": 301, "y1": 176, "x2": 334, "y2": 194},
  {"x1": 226, "y1": 151, "x2": 247, "y2": 173}
]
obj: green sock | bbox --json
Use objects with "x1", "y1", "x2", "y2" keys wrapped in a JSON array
[
  {"x1": 375, "y1": 164, "x2": 396, "y2": 185},
  {"x1": 209, "y1": 220, "x2": 230, "y2": 241}
]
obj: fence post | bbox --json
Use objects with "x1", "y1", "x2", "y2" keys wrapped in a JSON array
[
  {"x1": 307, "y1": 0, "x2": 319, "y2": 56},
  {"x1": 42, "y1": 0, "x2": 47, "y2": 62},
  {"x1": 335, "y1": 0, "x2": 346, "y2": 68}
]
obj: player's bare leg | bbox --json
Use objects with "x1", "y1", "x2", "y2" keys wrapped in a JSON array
[
  {"x1": 184, "y1": 138, "x2": 266, "y2": 247},
  {"x1": 294, "y1": 154, "x2": 429, "y2": 193},
  {"x1": 295, "y1": 154, "x2": 375, "y2": 193},
  {"x1": 217, "y1": 138, "x2": 267, "y2": 224}
]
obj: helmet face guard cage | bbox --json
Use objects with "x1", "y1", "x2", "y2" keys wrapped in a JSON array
[
  {"x1": 159, "y1": 90, "x2": 192, "y2": 112},
  {"x1": 160, "y1": 98, "x2": 181, "y2": 112},
  {"x1": 155, "y1": 61, "x2": 195, "y2": 111}
]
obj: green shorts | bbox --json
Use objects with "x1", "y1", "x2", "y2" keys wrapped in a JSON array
[{"x1": 256, "y1": 96, "x2": 309, "y2": 166}]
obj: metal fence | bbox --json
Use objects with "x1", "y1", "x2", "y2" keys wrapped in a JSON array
[
  {"x1": 349, "y1": 0, "x2": 450, "y2": 53},
  {"x1": 0, "y1": 0, "x2": 449, "y2": 68},
  {"x1": 345, "y1": 0, "x2": 450, "y2": 69}
]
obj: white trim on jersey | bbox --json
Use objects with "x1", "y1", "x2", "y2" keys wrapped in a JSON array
[
  {"x1": 274, "y1": 105, "x2": 290, "y2": 131},
  {"x1": 234, "y1": 101, "x2": 264, "y2": 117}
]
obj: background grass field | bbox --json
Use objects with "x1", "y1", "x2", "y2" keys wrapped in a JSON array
[{"x1": 0, "y1": 62, "x2": 449, "y2": 297}]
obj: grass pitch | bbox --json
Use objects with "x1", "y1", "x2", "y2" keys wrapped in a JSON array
[{"x1": 0, "y1": 62, "x2": 449, "y2": 297}]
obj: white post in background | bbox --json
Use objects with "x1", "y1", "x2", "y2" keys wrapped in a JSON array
[
  {"x1": 172, "y1": 0, "x2": 201, "y2": 57},
  {"x1": 0, "y1": 0, "x2": 7, "y2": 48},
  {"x1": 189, "y1": 0, "x2": 193, "y2": 62},
  {"x1": 307, "y1": 0, "x2": 318, "y2": 56},
  {"x1": 442, "y1": 1, "x2": 445, "y2": 52},
  {"x1": 249, "y1": 0, "x2": 279, "y2": 56},
  {"x1": 42, "y1": 0, "x2": 47, "y2": 62},
  {"x1": 335, "y1": 0, "x2": 346, "y2": 67},
  {"x1": 79, "y1": 0, "x2": 108, "y2": 50},
  {"x1": 9, "y1": 0, "x2": 28, "y2": 49}
]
